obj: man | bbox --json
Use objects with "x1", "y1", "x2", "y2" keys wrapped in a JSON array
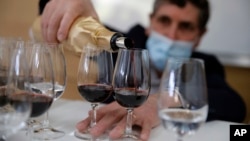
[{"x1": 38, "y1": 0, "x2": 246, "y2": 140}]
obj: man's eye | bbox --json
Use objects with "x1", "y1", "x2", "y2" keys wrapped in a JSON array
[
  {"x1": 179, "y1": 23, "x2": 194, "y2": 31},
  {"x1": 157, "y1": 16, "x2": 170, "y2": 25}
]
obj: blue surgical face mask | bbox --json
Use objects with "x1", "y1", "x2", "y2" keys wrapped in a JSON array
[{"x1": 146, "y1": 31, "x2": 194, "y2": 71}]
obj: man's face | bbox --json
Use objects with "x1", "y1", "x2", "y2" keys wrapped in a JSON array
[{"x1": 149, "y1": 2, "x2": 205, "y2": 48}]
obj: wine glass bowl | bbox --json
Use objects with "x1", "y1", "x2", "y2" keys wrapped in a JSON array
[
  {"x1": 0, "y1": 39, "x2": 32, "y2": 140},
  {"x1": 158, "y1": 58, "x2": 208, "y2": 141},
  {"x1": 112, "y1": 48, "x2": 151, "y2": 140},
  {"x1": 24, "y1": 42, "x2": 55, "y2": 139},
  {"x1": 114, "y1": 88, "x2": 148, "y2": 108},
  {"x1": 26, "y1": 43, "x2": 54, "y2": 118},
  {"x1": 45, "y1": 43, "x2": 66, "y2": 100},
  {"x1": 75, "y1": 44, "x2": 113, "y2": 140},
  {"x1": 0, "y1": 38, "x2": 12, "y2": 108},
  {"x1": 30, "y1": 42, "x2": 68, "y2": 140},
  {"x1": 0, "y1": 95, "x2": 31, "y2": 140}
]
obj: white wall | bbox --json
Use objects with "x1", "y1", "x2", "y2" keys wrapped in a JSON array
[
  {"x1": 92, "y1": 0, "x2": 154, "y2": 32},
  {"x1": 199, "y1": 0, "x2": 250, "y2": 55},
  {"x1": 92, "y1": 0, "x2": 250, "y2": 67}
]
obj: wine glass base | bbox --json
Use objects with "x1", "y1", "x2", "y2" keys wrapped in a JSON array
[
  {"x1": 74, "y1": 129, "x2": 109, "y2": 141},
  {"x1": 113, "y1": 133, "x2": 142, "y2": 141},
  {"x1": 27, "y1": 119, "x2": 42, "y2": 129},
  {"x1": 32, "y1": 127, "x2": 65, "y2": 140}
]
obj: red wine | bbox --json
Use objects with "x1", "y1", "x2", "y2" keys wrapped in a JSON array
[
  {"x1": 0, "y1": 86, "x2": 8, "y2": 107},
  {"x1": 9, "y1": 93, "x2": 53, "y2": 117},
  {"x1": 114, "y1": 88, "x2": 148, "y2": 108},
  {"x1": 0, "y1": 76, "x2": 8, "y2": 86},
  {"x1": 0, "y1": 95, "x2": 8, "y2": 107},
  {"x1": 78, "y1": 84, "x2": 113, "y2": 103}
]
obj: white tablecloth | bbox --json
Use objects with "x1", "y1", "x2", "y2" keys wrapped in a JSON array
[{"x1": 8, "y1": 99, "x2": 238, "y2": 141}]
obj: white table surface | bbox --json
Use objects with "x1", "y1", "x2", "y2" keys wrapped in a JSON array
[{"x1": 8, "y1": 99, "x2": 238, "y2": 141}]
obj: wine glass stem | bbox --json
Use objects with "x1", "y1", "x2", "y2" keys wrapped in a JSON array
[
  {"x1": 177, "y1": 138, "x2": 183, "y2": 141},
  {"x1": 90, "y1": 103, "x2": 98, "y2": 127},
  {"x1": 42, "y1": 111, "x2": 50, "y2": 128},
  {"x1": 177, "y1": 133, "x2": 184, "y2": 141},
  {"x1": 125, "y1": 108, "x2": 134, "y2": 135}
]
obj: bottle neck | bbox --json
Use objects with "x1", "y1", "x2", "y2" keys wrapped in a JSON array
[{"x1": 110, "y1": 33, "x2": 134, "y2": 51}]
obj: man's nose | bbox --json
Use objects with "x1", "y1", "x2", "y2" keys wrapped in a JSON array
[{"x1": 163, "y1": 25, "x2": 178, "y2": 40}]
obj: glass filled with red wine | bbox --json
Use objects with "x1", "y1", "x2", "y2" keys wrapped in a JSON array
[
  {"x1": 112, "y1": 48, "x2": 151, "y2": 140},
  {"x1": 0, "y1": 38, "x2": 13, "y2": 107},
  {"x1": 74, "y1": 43, "x2": 114, "y2": 140},
  {"x1": 30, "y1": 42, "x2": 67, "y2": 140},
  {"x1": 24, "y1": 42, "x2": 55, "y2": 140},
  {"x1": 0, "y1": 38, "x2": 31, "y2": 141}
]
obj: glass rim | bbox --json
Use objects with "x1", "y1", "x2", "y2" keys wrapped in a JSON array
[
  {"x1": 119, "y1": 48, "x2": 148, "y2": 53},
  {"x1": 167, "y1": 57, "x2": 204, "y2": 64}
]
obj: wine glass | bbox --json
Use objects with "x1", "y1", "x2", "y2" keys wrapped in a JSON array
[
  {"x1": 33, "y1": 43, "x2": 67, "y2": 139},
  {"x1": 112, "y1": 48, "x2": 151, "y2": 140},
  {"x1": 158, "y1": 58, "x2": 208, "y2": 141},
  {"x1": 25, "y1": 42, "x2": 55, "y2": 140},
  {"x1": 0, "y1": 39, "x2": 31, "y2": 141},
  {"x1": 74, "y1": 44, "x2": 113, "y2": 140}
]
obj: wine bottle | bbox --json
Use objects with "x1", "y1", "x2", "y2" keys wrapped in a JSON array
[{"x1": 30, "y1": 16, "x2": 134, "y2": 54}]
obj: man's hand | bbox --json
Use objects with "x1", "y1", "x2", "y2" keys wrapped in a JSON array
[
  {"x1": 41, "y1": 0, "x2": 98, "y2": 43},
  {"x1": 76, "y1": 94, "x2": 160, "y2": 141}
]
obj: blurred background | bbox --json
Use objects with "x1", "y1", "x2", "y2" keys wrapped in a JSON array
[{"x1": 0, "y1": 0, "x2": 249, "y2": 122}]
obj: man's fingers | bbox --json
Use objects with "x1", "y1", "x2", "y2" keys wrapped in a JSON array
[
  {"x1": 41, "y1": 0, "x2": 65, "y2": 43},
  {"x1": 76, "y1": 117, "x2": 91, "y2": 132},
  {"x1": 57, "y1": 11, "x2": 78, "y2": 42},
  {"x1": 109, "y1": 117, "x2": 127, "y2": 139},
  {"x1": 41, "y1": 1, "x2": 54, "y2": 42},
  {"x1": 90, "y1": 108, "x2": 126, "y2": 136},
  {"x1": 140, "y1": 121, "x2": 152, "y2": 141},
  {"x1": 46, "y1": 11, "x2": 62, "y2": 43}
]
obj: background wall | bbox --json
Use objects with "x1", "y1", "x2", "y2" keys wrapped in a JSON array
[
  {"x1": 0, "y1": 0, "x2": 249, "y2": 122},
  {"x1": 0, "y1": 0, "x2": 38, "y2": 40}
]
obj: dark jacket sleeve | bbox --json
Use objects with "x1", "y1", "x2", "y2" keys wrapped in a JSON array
[
  {"x1": 192, "y1": 52, "x2": 246, "y2": 122},
  {"x1": 39, "y1": 0, "x2": 50, "y2": 15}
]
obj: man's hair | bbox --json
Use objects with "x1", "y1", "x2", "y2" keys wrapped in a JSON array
[{"x1": 152, "y1": 0, "x2": 210, "y2": 30}]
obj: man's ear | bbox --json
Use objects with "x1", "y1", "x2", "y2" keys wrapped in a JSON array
[
  {"x1": 200, "y1": 28, "x2": 207, "y2": 37},
  {"x1": 150, "y1": 12, "x2": 154, "y2": 19}
]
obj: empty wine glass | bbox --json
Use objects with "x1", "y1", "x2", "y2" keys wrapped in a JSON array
[
  {"x1": 158, "y1": 58, "x2": 208, "y2": 141},
  {"x1": 24, "y1": 43, "x2": 55, "y2": 140},
  {"x1": 112, "y1": 49, "x2": 151, "y2": 140},
  {"x1": 0, "y1": 39, "x2": 31, "y2": 140},
  {"x1": 74, "y1": 44, "x2": 113, "y2": 140}
]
